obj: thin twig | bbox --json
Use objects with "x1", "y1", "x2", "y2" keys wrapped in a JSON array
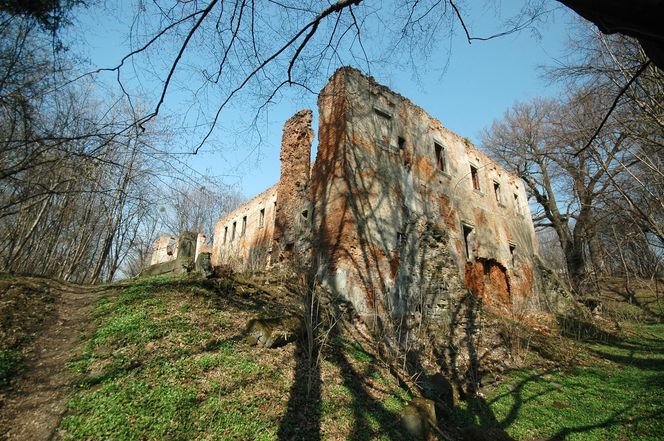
[
  {"x1": 450, "y1": 0, "x2": 552, "y2": 44},
  {"x1": 195, "y1": 0, "x2": 362, "y2": 153},
  {"x1": 449, "y1": 0, "x2": 471, "y2": 44},
  {"x1": 575, "y1": 60, "x2": 652, "y2": 156}
]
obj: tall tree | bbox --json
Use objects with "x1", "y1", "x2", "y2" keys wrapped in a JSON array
[
  {"x1": 481, "y1": 90, "x2": 626, "y2": 292},
  {"x1": 554, "y1": 28, "x2": 664, "y2": 247}
]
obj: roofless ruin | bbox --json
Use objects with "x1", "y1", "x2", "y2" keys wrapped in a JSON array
[{"x1": 149, "y1": 68, "x2": 568, "y2": 321}]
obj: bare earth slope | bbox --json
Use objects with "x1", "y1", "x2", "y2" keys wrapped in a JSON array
[{"x1": 0, "y1": 276, "x2": 110, "y2": 441}]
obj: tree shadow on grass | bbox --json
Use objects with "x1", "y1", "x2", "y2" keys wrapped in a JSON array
[
  {"x1": 275, "y1": 314, "x2": 407, "y2": 440},
  {"x1": 588, "y1": 347, "x2": 664, "y2": 371},
  {"x1": 604, "y1": 284, "x2": 664, "y2": 321},
  {"x1": 328, "y1": 343, "x2": 406, "y2": 441},
  {"x1": 277, "y1": 335, "x2": 321, "y2": 441},
  {"x1": 545, "y1": 407, "x2": 664, "y2": 441}
]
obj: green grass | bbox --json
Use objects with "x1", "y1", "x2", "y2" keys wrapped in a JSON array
[
  {"x1": 51, "y1": 273, "x2": 664, "y2": 440},
  {"x1": 0, "y1": 349, "x2": 19, "y2": 387},
  {"x1": 60, "y1": 274, "x2": 411, "y2": 440},
  {"x1": 60, "y1": 275, "x2": 284, "y2": 440},
  {"x1": 451, "y1": 323, "x2": 664, "y2": 440}
]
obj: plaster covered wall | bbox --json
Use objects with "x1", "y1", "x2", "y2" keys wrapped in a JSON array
[
  {"x1": 151, "y1": 233, "x2": 209, "y2": 266},
  {"x1": 208, "y1": 67, "x2": 557, "y2": 322},
  {"x1": 150, "y1": 235, "x2": 178, "y2": 266},
  {"x1": 311, "y1": 68, "x2": 541, "y2": 319},
  {"x1": 144, "y1": 231, "x2": 198, "y2": 276},
  {"x1": 195, "y1": 233, "x2": 211, "y2": 258}
]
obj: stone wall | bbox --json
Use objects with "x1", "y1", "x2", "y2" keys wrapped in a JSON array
[
  {"x1": 211, "y1": 185, "x2": 278, "y2": 270},
  {"x1": 272, "y1": 110, "x2": 314, "y2": 265},
  {"x1": 195, "y1": 233, "x2": 211, "y2": 258},
  {"x1": 311, "y1": 68, "x2": 542, "y2": 320},
  {"x1": 212, "y1": 110, "x2": 315, "y2": 271},
  {"x1": 150, "y1": 235, "x2": 178, "y2": 266},
  {"x1": 207, "y1": 67, "x2": 563, "y2": 324},
  {"x1": 144, "y1": 231, "x2": 198, "y2": 276}
]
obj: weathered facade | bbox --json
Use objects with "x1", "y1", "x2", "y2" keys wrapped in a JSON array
[
  {"x1": 210, "y1": 68, "x2": 563, "y2": 319},
  {"x1": 210, "y1": 110, "x2": 314, "y2": 271}
]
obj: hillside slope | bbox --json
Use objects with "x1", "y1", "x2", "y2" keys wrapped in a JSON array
[
  {"x1": 0, "y1": 275, "x2": 111, "y2": 440},
  {"x1": 36, "y1": 274, "x2": 412, "y2": 440},
  {"x1": 1, "y1": 273, "x2": 663, "y2": 440}
]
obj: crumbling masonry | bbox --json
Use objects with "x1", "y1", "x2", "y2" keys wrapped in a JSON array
[{"x1": 166, "y1": 68, "x2": 566, "y2": 320}]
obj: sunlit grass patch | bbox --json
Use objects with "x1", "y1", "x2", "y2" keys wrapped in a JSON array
[
  {"x1": 61, "y1": 274, "x2": 414, "y2": 440},
  {"x1": 63, "y1": 377, "x2": 198, "y2": 440},
  {"x1": 60, "y1": 275, "x2": 287, "y2": 440},
  {"x1": 451, "y1": 322, "x2": 664, "y2": 440}
]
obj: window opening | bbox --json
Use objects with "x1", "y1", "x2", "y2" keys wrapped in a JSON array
[
  {"x1": 231, "y1": 221, "x2": 236, "y2": 241},
  {"x1": 513, "y1": 193, "x2": 521, "y2": 214},
  {"x1": 470, "y1": 165, "x2": 480, "y2": 190},
  {"x1": 462, "y1": 224, "x2": 474, "y2": 260},
  {"x1": 374, "y1": 108, "x2": 392, "y2": 119},
  {"x1": 396, "y1": 232, "x2": 406, "y2": 250},
  {"x1": 434, "y1": 143, "x2": 445, "y2": 171},
  {"x1": 374, "y1": 108, "x2": 392, "y2": 145},
  {"x1": 509, "y1": 244, "x2": 516, "y2": 266},
  {"x1": 493, "y1": 181, "x2": 501, "y2": 204},
  {"x1": 301, "y1": 209, "x2": 309, "y2": 219},
  {"x1": 241, "y1": 216, "x2": 247, "y2": 236},
  {"x1": 398, "y1": 137, "x2": 406, "y2": 150},
  {"x1": 259, "y1": 208, "x2": 265, "y2": 228},
  {"x1": 223, "y1": 227, "x2": 228, "y2": 244},
  {"x1": 166, "y1": 237, "x2": 176, "y2": 256}
]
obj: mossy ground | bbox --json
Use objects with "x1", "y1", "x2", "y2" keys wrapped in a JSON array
[{"x1": 0, "y1": 349, "x2": 19, "y2": 387}]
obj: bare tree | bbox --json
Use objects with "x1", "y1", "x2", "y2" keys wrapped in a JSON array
[
  {"x1": 483, "y1": 23, "x2": 663, "y2": 293},
  {"x1": 3, "y1": 1, "x2": 661, "y2": 284},
  {"x1": 161, "y1": 183, "x2": 243, "y2": 238},
  {"x1": 67, "y1": 0, "x2": 559, "y2": 152},
  {"x1": 0, "y1": 9, "x2": 250, "y2": 282},
  {"x1": 481, "y1": 90, "x2": 627, "y2": 292},
  {"x1": 563, "y1": 30, "x2": 664, "y2": 247}
]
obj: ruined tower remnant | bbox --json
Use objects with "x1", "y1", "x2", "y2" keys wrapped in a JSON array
[
  {"x1": 210, "y1": 111, "x2": 314, "y2": 270},
  {"x1": 272, "y1": 109, "x2": 314, "y2": 263},
  {"x1": 208, "y1": 68, "x2": 566, "y2": 319},
  {"x1": 150, "y1": 235, "x2": 177, "y2": 266},
  {"x1": 144, "y1": 231, "x2": 201, "y2": 276}
]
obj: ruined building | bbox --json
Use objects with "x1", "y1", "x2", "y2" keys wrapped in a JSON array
[
  {"x1": 145, "y1": 232, "x2": 212, "y2": 276},
  {"x1": 167, "y1": 68, "x2": 565, "y2": 320}
]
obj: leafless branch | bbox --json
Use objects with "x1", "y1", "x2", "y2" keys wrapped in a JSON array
[{"x1": 575, "y1": 60, "x2": 652, "y2": 156}]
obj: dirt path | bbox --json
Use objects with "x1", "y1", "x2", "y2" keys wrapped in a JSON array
[{"x1": 0, "y1": 279, "x2": 109, "y2": 441}]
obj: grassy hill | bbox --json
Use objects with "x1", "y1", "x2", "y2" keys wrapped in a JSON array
[
  {"x1": 1, "y1": 273, "x2": 663, "y2": 440},
  {"x1": 57, "y1": 274, "x2": 413, "y2": 440}
]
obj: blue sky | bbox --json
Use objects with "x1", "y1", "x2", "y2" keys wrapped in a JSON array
[{"x1": 71, "y1": 1, "x2": 577, "y2": 199}]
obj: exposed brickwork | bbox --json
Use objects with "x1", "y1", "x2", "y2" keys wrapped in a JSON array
[
  {"x1": 308, "y1": 68, "x2": 541, "y2": 318},
  {"x1": 203, "y1": 67, "x2": 567, "y2": 323},
  {"x1": 464, "y1": 259, "x2": 511, "y2": 307},
  {"x1": 273, "y1": 110, "x2": 314, "y2": 263}
]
